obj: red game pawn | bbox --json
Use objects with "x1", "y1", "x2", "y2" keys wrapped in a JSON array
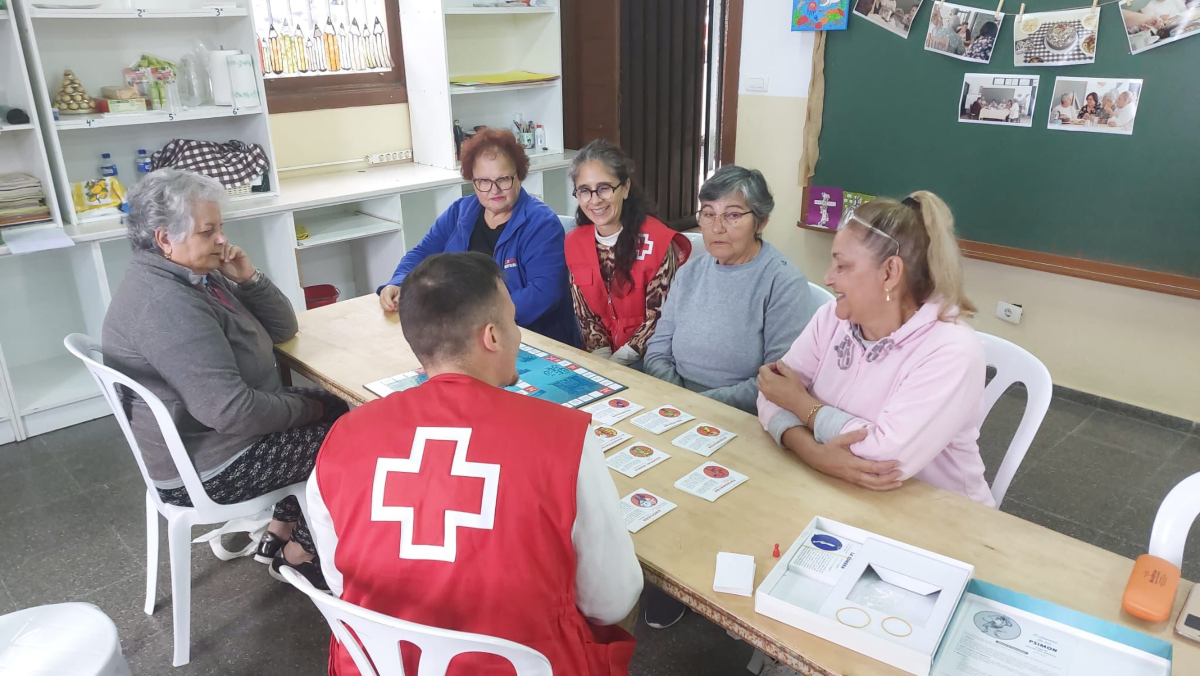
[{"x1": 772, "y1": 543, "x2": 781, "y2": 558}]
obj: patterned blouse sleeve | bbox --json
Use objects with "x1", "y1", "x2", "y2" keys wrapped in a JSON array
[
  {"x1": 570, "y1": 271, "x2": 612, "y2": 352},
  {"x1": 625, "y1": 241, "x2": 681, "y2": 356}
]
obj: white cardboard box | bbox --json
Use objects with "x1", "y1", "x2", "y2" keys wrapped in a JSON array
[{"x1": 755, "y1": 517, "x2": 974, "y2": 676}]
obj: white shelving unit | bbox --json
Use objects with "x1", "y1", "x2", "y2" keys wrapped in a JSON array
[
  {"x1": 0, "y1": 0, "x2": 62, "y2": 233},
  {"x1": 400, "y1": 0, "x2": 566, "y2": 171},
  {"x1": 13, "y1": 0, "x2": 279, "y2": 227}
]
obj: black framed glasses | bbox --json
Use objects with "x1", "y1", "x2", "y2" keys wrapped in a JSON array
[
  {"x1": 572, "y1": 182, "x2": 622, "y2": 201},
  {"x1": 473, "y1": 175, "x2": 515, "y2": 192}
]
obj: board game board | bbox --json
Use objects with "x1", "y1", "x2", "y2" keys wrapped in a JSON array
[{"x1": 364, "y1": 344, "x2": 627, "y2": 408}]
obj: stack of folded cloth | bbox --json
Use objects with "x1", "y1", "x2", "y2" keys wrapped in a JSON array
[{"x1": 0, "y1": 173, "x2": 51, "y2": 227}]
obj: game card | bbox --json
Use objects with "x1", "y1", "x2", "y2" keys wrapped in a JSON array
[
  {"x1": 674, "y1": 462, "x2": 748, "y2": 502},
  {"x1": 590, "y1": 425, "x2": 633, "y2": 452},
  {"x1": 631, "y1": 405, "x2": 695, "y2": 434},
  {"x1": 606, "y1": 443, "x2": 671, "y2": 478},
  {"x1": 671, "y1": 424, "x2": 737, "y2": 457},
  {"x1": 582, "y1": 396, "x2": 644, "y2": 425},
  {"x1": 619, "y1": 489, "x2": 677, "y2": 533}
]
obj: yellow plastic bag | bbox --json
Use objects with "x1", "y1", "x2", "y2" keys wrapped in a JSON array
[{"x1": 71, "y1": 177, "x2": 127, "y2": 213}]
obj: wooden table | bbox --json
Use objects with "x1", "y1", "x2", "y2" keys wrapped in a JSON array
[{"x1": 276, "y1": 295, "x2": 1198, "y2": 676}]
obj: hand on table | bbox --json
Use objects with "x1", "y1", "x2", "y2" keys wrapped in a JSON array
[
  {"x1": 379, "y1": 285, "x2": 401, "y2": 312},
  {"x1": 218, "y1": 244, "x2": 256, "y2": 283},
  {"x1": 757, "y1": 361, "x2": 808, "y2": 415},
  {"x1": 303, "y1": 398, "x2": 326, "y2": 426},
  {"x1": 785, "y1": 427, "x2": 903, "y2": 492}
]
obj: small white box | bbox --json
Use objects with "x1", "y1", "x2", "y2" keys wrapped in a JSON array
[
  {"x1": 714, "y1": 552, "x2": 756, "y2": 597},
  {"x1": 755, "y1": 517, "x2": 973, "y2": 676}
]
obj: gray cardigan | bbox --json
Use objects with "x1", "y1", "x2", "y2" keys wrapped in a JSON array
[
  {"x1": 644, "y1": 241, "x2": 816, "y2": 413},
  {"x1": 102, "y1": 251, "x2": 314, "y2": 484}
]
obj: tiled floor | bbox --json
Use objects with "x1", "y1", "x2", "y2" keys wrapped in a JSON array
[{"x1": 0, "y1": 387, "x2": 1196, "y2": 675}]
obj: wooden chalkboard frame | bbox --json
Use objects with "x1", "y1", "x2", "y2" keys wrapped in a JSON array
[{"x1": 801, "y1": 2, "x2": 1200, "y2": 299}]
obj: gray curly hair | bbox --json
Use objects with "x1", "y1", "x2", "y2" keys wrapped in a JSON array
[{"x1": 126, "y1": 169, "x2": 227, "y2": 252}]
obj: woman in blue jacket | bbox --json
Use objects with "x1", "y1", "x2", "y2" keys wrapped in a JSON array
[{"x1": 378, "y1": 128, "x2": 578, "y2": 346}]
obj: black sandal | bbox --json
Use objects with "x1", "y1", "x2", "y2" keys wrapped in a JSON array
[{"x1": 254, "y1": 531, "x2": 288, "y2": 565}]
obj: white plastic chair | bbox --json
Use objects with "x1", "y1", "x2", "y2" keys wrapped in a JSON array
[
  {"x1": 0, "y1": 603, "x2": 131, "y2": 676},
  {"x1": 279, "y1": 566, "x2": 552, "y2": 676},
  {"x1": 1149, "y1": 472, "x2": 1200, "y2": 569},
  {"x1": 977, "y1": 332, "x2": 1052, "y2": 507},
  {"x1": 64, "y1": 334, "x2": 309, "y2": 667},
  {"x1": 558, "y1": 214, "x2": 576, "y2": 234},
  {"x1": 808, "y1": 281, "x2": 835, "y2": 304},
  {"x1": 683, "y1": 230, "x2": 703, "y2": 252}
]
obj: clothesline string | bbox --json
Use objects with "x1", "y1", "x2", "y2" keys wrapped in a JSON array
[{"x1": 926, "y1": 0, "x2": 1137, "y2": 18}]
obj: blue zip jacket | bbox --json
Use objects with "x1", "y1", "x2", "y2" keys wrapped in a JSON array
[{"x1": 379, "y1": 189, "x2": 580, "y2": 346}]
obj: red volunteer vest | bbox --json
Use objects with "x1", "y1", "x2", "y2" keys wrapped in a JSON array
[
  {"x1": 565, "y1": 217, "x2": 692, "y2": 351},
  {"x1": 314, "y1": 374, "x2": 634, "y2": 676}
]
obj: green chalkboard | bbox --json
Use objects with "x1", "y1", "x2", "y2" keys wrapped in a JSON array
[{"x1": 813, "y1": 0, "x2": 1200, "y2": 277}]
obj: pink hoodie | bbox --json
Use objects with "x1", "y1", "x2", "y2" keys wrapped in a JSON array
[{"x1": 757, "y1": 300, "x2": 995, "y2": 507}]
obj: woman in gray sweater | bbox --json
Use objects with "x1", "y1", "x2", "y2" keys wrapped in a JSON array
[
  {"x1": 102, "y1": 169, "x2": 346, "y2": 589},
  {"x1": 641, "y1": 166, "x2": 817, "y2": 629},
  {"x1": 645, "y1": 165, "x2": 817, "y2": 414}
]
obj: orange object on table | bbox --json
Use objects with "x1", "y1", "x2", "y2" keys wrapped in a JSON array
[{"x1": 1123, "y1": 554, "x2": 1181, "y2": 623}]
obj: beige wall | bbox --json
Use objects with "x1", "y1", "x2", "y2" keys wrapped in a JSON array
[
  {"x1": 736, "y1": 93, "x2": 1200, "y2": 422},
  {"x1": 268, "y1": 103, "x2": 413, "y2": 170}
]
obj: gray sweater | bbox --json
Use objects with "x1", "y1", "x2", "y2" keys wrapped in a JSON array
[
  {"x1": 102, "y1": 251, "x2": 314, "y2": 484},
  {"x1": 644, "y1": 241, "x2": 816, "y2": 413}
]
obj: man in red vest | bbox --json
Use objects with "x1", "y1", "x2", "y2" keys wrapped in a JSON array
[{"x1": 302, "y1": 252, "x2": 643, "y2": 675}]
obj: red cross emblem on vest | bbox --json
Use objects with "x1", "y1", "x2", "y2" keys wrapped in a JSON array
[
  {"x1": 635, "y1": 233, "x2": 654, "y2": 261},
  {"x1": 371, "y1": 427, "x2": 501, "y2": 562}
]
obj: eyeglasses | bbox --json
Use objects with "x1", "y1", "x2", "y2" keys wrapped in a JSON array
[
  {"x1": 839, "y1": 211, "x2": 900, "y2": 257},
  {"x1": 695, "y1": 209, "x2": 753, "y2": 229},
  {"x1": 473, "y1": 175, "x2": 515, "y2": 193},
  {"x1": 572, "y1": 182, "x2": 622, "y2": 201}
]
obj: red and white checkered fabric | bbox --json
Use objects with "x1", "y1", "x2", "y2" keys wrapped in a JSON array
[{"x1": 150, "y1": 139, "x2": 269, "y2": 189}]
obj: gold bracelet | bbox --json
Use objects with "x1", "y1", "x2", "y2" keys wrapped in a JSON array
[{"x1": 804, "y1": 403, "x2": 824, "y2": 429}]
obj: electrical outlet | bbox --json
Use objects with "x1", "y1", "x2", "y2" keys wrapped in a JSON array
[
  {"x1": 366, "y1": 150, "x2": 413, "y2": 165},
  {"x1": 996, "y1": 301, "x2": 1023, "y2": 325},
  {"x1": 746, "y1": 76, "x2": 769, "y2": 93}
]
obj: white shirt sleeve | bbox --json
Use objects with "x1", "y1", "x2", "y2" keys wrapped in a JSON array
[
  {"x1": 306, "y1": 471, "x2": 345, "y2": 598},
  {"x1": 572, "y1": 430, "x2": 644, "y2": 625}
]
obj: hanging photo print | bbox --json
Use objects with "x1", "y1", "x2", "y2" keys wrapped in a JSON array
[
  {"x1": 254, "y1": 0, "x2": 395, "y2": 78},
  {"x1": 958, "y1": 73, "x2": 1039, "y2": 127},
  {"x1": 926, "y1": 3, "x2": 1003, "y2": 63},
  {"x1": 1047, "y1": 77, "x2": 1143, "y2": 135},
  {"x1": 1013, "y1": 8, "x2": 1100, "y2": 66},
  {"x1": 852, "y1": 0, "x2": 925, "y2": 38},
  {"x1": 1121, "y1": 0, "x2": 1200, "y2": 54},
  {"x1": 793, "y1": 0, "x2": 851, "y2": 31}
]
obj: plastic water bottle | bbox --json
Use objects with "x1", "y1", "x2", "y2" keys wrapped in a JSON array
[
  {"x1": 100, "y1": 153, "x2": 118, "y2": 177},
  {"x1": 535, "y1": 124, "x2": 546, "y2": 151},
  {"x1": 136, "y1": 150, "x2": 152, "y2": 179}
]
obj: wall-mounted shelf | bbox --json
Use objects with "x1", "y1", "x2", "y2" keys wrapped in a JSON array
[
  {"x1": 55, "y1": 105, "x2": 262, "y2": 130},
  {"x1": 0, "y1": 122, "x2": 35, "y2": 132},
  {"x1": 450, "y1": 79, "x2": 558, "y2": 95},
  {"x1": 28, "y1": 7, "x2": 247, "y2": 19},
  {"x1": 443, "y1": 6, "x2": 555, "y2": 15}
]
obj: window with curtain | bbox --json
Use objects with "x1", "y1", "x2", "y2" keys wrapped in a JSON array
[{"x1": 252, "y1": 0, "x2": 406, "y2": 113}]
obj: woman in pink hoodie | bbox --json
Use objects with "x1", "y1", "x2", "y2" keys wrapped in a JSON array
[{"x1": 756, "y1": 191, "x2": 995, "y2": 507}]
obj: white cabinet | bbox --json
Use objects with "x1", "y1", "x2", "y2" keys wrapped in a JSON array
[{"x1": 13, "y1": 0, "x2": 279, "y2": 227}]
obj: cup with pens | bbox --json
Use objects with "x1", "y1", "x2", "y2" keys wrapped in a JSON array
[{"x1": 515, "y1": 119, "x2": 536, "y2": 150}]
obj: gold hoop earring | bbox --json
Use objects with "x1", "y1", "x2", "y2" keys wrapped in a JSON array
[{"x1": 882, "y1": 616, "x2": 913, "y2": 637}]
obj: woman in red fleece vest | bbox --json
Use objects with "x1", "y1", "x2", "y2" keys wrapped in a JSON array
[{"x1": 564, "y1": 140, "x2": 691, "y2": 367}]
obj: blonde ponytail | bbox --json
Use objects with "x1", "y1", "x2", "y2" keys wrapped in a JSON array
[
  {"x1": 843, "y1": 190, "x2": 976, "y2": 322},
  {"x1": 908, "y1": 191, "x2": 976, "y2": 320}
]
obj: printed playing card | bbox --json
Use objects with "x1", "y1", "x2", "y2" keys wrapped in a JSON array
[
  {"x1": 582, "y1": 396, "x2": 645, "y2": 425},
  {"x1": 590, "y1": 425, "x2": 633, "y2": 452},
  {"x1": 631, "y1": 404, "x2": 695, "y2": 434},
  {"x1": 671, "y1": 424, "x2": 736, "y2": 457},
  {"x1": 674, "y1": 462, "x2": 748, "y2": 502},
  {"x1": 619, "y1": 489, "x2": 677, "y2": 533},
  {"x1": 606, "y1": 442, "x2": 671, "y2": 478}
]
